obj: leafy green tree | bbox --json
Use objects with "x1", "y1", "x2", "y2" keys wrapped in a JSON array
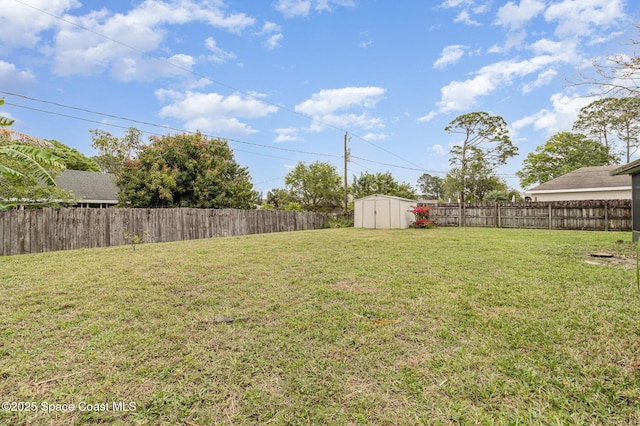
[
  {"x1": 350, "y1": 171, "x2": 416, "y2": 200},
  {"x1": 573, "y1": 98, "x2": 617, "y2": 160},
  {"x1": 47, "y1": 140, "x2": 101, "y2": 172},
  {"x1": 611, "y1": 97, "x2": 640, "y2": 162},
  {"x1": 516, "y1": 132, "x2": 617, "y2": 188},
  {"x1": 117, "y1": 132, "x2": 259, "y2": 208},
  {"x1": 90, "y1": 127, "x2": 142, "y2": 174},
  {"x1": 484, "y1": 189, "x2": 523, "y2": 202},
  {"x1": 284, "y1": 161, "x2": 342, "y2": 212},
  {"x1": 265, "y1": 188, "x2": 295, "y2": 209},
  {"x1": 0, "y1": 98, "x2": 13, "y2": 127},
  {"x1": 417, "y1": 173, "x2": 444, "y2": 200},
  {"x1": 443, "y1": 146, "x2": 508, "y2": 202},
  {"x1": 445, "y1": 112, "x2": 517, "y2": 204},
  {"x1": 573, "y1": 97, "x2": 640, "y2": 162},
  {"x1": 0, "y1": 100, "x2": 72, "y2": 208}
]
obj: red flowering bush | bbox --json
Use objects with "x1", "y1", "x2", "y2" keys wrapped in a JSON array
[{"x1": 410, "y1": 206, "x2": 437, "y2": 229}]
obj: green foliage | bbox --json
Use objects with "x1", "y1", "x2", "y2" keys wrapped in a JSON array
[
  {"x1": 443, "y1": 146, "x2": 508, "y2": 202},
  {"x1": 284, "y1": 161, "x2": 342, "y2": 212},
  {"x1": 350, "y1": 171, "x2": 416, "y2": 200},
  {"x1": 325, "y1": 216, "x2": 354, "y2": 228},
  {"x1": 284, "y1": 201, "x2": 304, "y2": 212},
  {"x1": 117, "y1": 132, "x2": 258, "y2": 209},
  {"x1": 265, "y1": 188, "x2": 295, "y2": 209},
  {"x1": 46, "y1": 140, "x2": 101, "y2": 172},
  {"x1": 417, "y1": 173, "x2": 444, "y2": 200},
  {"x1": 484, "y1": 189, "x2": 523, "y2": 202},
  {"x1": 90, "y1": 127, "x2": 142, "y2": 174},
  {"x1": 517, "y1": 132, "x2": 616, "y2": 188},
  {"x1": 2, "y1": 228, "x2": 640, "y2": 424},
  {"x1": 0, "y1": 101, "x2": 73, "y2": 207},
  {"x1": 409, "y1": 205, "x2": 436, "y2": 228},
  {"x1": 445, "y1": 112, "x2": 517, "y2": 203},
  {"x1": 123, "y1": 230, "x2": 151, "y2": 251},
  {"x1": 0, "y1": 98, "x2": 14, "y2": 127},
  {"x1": 573, "y1": 97, "x2": 640, "y2": 162}
]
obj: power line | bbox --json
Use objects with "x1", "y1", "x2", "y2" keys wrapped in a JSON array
[
  {"x1": 350, "y1": 155, "x2": 443, "y2": 174},
  {"x1": 11, "y1": 0, "x2": 428, "y2": 172},
  {"x1": 3, "y1": 97, "x2": 341, "y2": 159}
]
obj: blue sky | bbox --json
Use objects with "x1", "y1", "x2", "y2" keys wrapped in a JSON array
[{"x1": 2, "y1": 0, "x2": 639, "y2": 195}]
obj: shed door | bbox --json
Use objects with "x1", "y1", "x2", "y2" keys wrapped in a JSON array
[
  {"x1": 362, "y1": 199, "x2": 377, "y2": 228},
  {"x1": 376, "y1": 199, "x2": 391, "y2": 229}
]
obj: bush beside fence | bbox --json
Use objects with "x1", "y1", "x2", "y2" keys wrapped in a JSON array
[
  {"x1": 427, "y1": 200, "x2": 632, "y2": 231},
  {"x1": 0, "y1": 208, "x2": 326, "y2": 256}
]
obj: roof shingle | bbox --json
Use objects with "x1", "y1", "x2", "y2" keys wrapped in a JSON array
[{"x1": 528, "y1": 166, "x2": 630, "y2": 192}]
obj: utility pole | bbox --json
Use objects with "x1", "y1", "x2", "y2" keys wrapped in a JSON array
[{"x1": 344, "y1": 132, "x2": 349, "y2": 214}]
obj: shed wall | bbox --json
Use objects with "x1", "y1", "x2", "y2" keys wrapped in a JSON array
[{"x1": 354, "y1": 195, "x2": 416, "y2": 229}]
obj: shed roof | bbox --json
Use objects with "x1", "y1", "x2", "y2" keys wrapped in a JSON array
[
  {"x1": 55, "y1": 170, "x2": 118, "y2": 203},
  {"x1": 527, "y1": 166, "x2": 630, "y2": 193},
  {"x1": 355, "y1": 194, "x2": 418, "y2": 203}
]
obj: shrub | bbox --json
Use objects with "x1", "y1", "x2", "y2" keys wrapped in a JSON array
[{"x1": 410, "y1": 206, "x2": 437, "y2": 229}]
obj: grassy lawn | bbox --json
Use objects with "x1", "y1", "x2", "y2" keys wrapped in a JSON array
[{"x1": 1, "y1": 227, "x2": 640, "y2": 425}]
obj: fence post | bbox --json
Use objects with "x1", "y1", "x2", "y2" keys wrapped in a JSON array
[
  {"x1": 604, "y1": 200, "x2": 609, "y2": 232},
  {"x1": 548, "y1": 204, "x2": 552, "y2": 230}
]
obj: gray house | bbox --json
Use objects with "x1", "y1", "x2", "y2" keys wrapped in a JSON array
[
  {"x1": 56, "y1": 170, "x2": 118, "y2": 208},
  {"x1": 525, "y1": 166, "x2": 631, "y2": 201}
]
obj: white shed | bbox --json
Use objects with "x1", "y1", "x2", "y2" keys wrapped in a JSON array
[{"x1": 354, "y1": 194, "x2": 417, "y2": 229}]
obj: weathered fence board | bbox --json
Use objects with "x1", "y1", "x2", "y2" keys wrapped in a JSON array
[
  {"x1": 0, "y1": 208, "x2": 327, "y2": 256},
  {"x1": 428, "y1": 200, "x2": 631, "y2": 232}
]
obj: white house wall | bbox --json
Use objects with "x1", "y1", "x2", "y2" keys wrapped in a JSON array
[{"x1": 527, "y1": 188, "x2": 631, "y2": 202}]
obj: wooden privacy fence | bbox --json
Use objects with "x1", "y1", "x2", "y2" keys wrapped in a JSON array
[
  {"x1": 0, "y1": 208, "x2": 326, "y2": 256},
  {"x1": 428, "y1": 200, "x2": 632, "y2": 231}
]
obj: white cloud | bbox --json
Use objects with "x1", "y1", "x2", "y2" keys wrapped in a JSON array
[
  {"x1": 48, "y1": 1, "x2": 254, "y2": 79},
  {"x1": 205, "y1": 37, "x2": 236, "y2": 63},
  {"x1": 454, "y1": 10, "x2": 480, "y2": 26},
  {"x1": 545, "y1": 0, "x2": 625, "y2": 39},
  {"x1": 434, "y1": 45, "x2": 467, "y2": 69},
  {"x1": 431, "y1": 144, "x2": 446, "y2": 154},
  {"x1": 0, "y1": 61, "x2": 35, "y2": 90},
  {"x1": 156, "y1": 89, "x2": 278, "y2": 135},
  {"x1": 0, "y1": 0, "x2": 81, "y2": 48},
  {"x1": 418, "y1": 111, "x2": 438, "y2": 122},
  {"x1": 439, "y1": 0, "x2": 474, "y2": 8},
  {"x1": 522, "y1": 69, "x2": 558, "y2": 94},
  {"x1": 118, "y1": 54, "x2": 196, "y2": 82},
  {"x1": 512, "y1": 92, "x2": 595, "y2": 136},
  {"x1": 495, "y1": 0, "x2": 546, "y2": 30},
  {"x1": 296, "y1": 87, "x2": 386, "y2": 116},
  {"x1": 274, "y1": 127, "x2": 302, "y2": 143},
  {"x1": 274, "y1": 0, "x2": 354, "y2": 18},
  {"x1": 290, "y1": 86, "x2": 386, "y2": 134},
  {"x1": 361, "y1": 132, "x2": 389, "y2": 141},
  {"x1": 435, "y1": 56, "x2": 559, "y2": 113},
  {"x1": 259, "y1": 22, "x2": 283, "y2": 50}
]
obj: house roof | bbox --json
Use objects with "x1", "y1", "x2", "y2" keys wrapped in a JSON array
[
  {"x1": 355, "y1": 194, "x2": 417, "y2": 203},
  {"x1": 527, "y1": 166, "x2": 631, "y2": 193},
  {"x1": 610, "y1": 158, "x2": 640, "y2": 176},
  {"x1": 55, "y1": 170, "x2": 118, "y2": 203}
]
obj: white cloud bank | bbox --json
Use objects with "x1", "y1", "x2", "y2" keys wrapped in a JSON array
[{"x1": 156, "y1": 89, "x2": 278, "y2": 135}]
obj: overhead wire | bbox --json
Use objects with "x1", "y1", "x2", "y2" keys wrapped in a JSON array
[
  {"x1": 3, "y1": 97, "x2": 340, "y2": 159},
  {"x1": 11, "y1": 0, "x2": 428, "y2": 172}
]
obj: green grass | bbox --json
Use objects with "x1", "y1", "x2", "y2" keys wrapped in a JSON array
[{"x1": 1, "y1": 227, "x2": 639, "y2": 425}]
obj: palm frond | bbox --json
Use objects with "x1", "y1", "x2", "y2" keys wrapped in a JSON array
[{"x1": 0, "y1": 145, "x2": 63, "y2": 186}]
